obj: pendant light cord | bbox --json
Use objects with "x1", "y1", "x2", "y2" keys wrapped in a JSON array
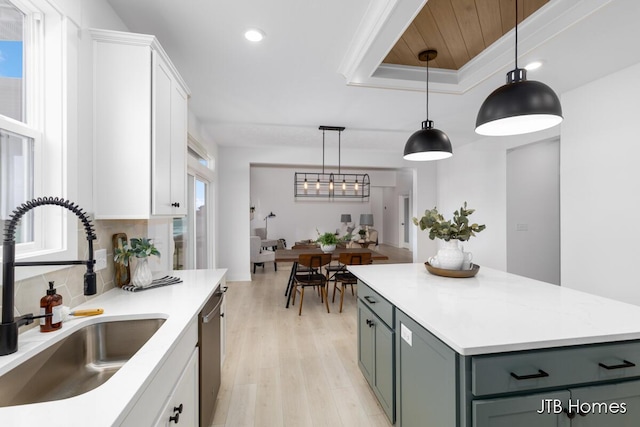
[
  {"x1": 514, "y1": 0, "x2": 518, "y2": 69},
  {"x1": 426, "y1": 52, "x2": 430, "y2": 121},
  {"x1": 322, "y1": 128, "x2": 325, "y2": 174}
]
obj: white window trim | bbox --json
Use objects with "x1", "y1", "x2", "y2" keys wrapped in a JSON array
[{"x1": 0, "y1": 0, "x2": 79, "y2": 282}]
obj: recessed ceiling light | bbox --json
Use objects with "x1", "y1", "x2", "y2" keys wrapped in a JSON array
[
  {"x1": 524, "y1": 61, "x2": 543, "y2": 71},
  {"x1": 244, "y1": 28, "x2": 265, "y2": 42}
]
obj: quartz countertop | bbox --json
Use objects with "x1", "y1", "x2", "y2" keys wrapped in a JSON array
[
  {"x1": 348, "y1": 263, "x2": 640, "y2": 356},
  {"x1": 0, "y1": 269, "x2": 226, "y2": 426}
]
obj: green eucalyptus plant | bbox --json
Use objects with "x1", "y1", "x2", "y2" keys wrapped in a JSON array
[
  {"x1": 316, "y1": 230, "x2": 339, "y2": 245},
  {"x1": 413, "y1": 202, "x2": 486, "y2": 242},
  {"x1": 114, "y1": 237, "x2": 161, "y2": 266}
]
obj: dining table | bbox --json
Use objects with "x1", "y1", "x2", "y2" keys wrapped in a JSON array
[{"x1": 276, "y1": 247, "x2": 389, "y2": 308}]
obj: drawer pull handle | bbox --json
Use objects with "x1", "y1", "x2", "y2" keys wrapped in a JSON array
[
  {"x1": 364, "y1": 296, "x2": 377, "y2": 304},
  {"x1": 366, "y1": 319, "x2": 374, "y2": 328},
  {"x1": 510, "y1": 369, "x2": 549, "y2": 380},
  {"x1": 598, "y1": 360, "x2": 636, "y2": 370},
  {"x1": 563, "y1": 408, "x2": 576, "y2": 419}
]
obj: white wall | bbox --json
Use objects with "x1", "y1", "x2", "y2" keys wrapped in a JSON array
[
  {"x1": 249, "y1": 165, "x2": 393, "y2": 246},
  {"x1": 561, "y1": 61, "x2": 640, "y2": 305},
  {"x1": 507, "y1": 139, "x2": 560, "y2": 285},
  {"x1": 436, "y1": 142, "x2": 508, "y2": 270}
]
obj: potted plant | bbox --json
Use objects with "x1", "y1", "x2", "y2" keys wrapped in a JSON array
[
  {"x1": 316, "y1": 230, "x2": 338, "y2": 252},
  {"x1": 358, "y1": 229, "x2": 367, "y2": 241},
  {"x1": 114, "y1": 237, "x2": 161, "y2": 287},
  {"x1": 413, "y1": 202, "x2": 486, "y2": 270}
]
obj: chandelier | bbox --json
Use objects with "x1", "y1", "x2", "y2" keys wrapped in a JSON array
[{"x1": 294, "y1": 126, "x2": 370, "y2": 200}]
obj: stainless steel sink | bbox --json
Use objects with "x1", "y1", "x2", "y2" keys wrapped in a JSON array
[{"x1": 0, "y1": 317, "x2": 165, "y2": 407}]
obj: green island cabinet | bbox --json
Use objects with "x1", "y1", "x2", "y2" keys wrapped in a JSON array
[
  {"x1": 394, "y1": 310, "x2": 640, "y2": 427},
  {"x1": 357, "y1": 281, "x2": 395, "y2": 423},
  {"x1": 356, "y1": 275, "x2": 640, "y2": 427}
]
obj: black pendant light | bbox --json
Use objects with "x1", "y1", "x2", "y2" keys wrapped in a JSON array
[
  {"x1": 403, "y1": 49, "x2": 453, "y2": 161},
  {"x1": 475, "y1": 0, "x2": 562, "y2": 136}
]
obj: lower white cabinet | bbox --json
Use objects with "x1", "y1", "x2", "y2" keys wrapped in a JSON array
[
  {"x1": 121, "y1": 320, "x2": 198, "y2": 426},
  {"x1": 154, "y1": 348, "x2": 199, "y2": 426}
]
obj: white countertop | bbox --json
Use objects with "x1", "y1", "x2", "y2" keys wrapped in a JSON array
[
  {"x1": 0, "y1": 269, "x2": 226, "y2": 426},
  {"x1": 348, "y1": 263, "x2": 640, "y2": 356}
]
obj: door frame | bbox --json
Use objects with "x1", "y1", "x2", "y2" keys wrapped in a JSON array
[{"x1": 399, "y1": 194, "x2": 410, "y2": 249}]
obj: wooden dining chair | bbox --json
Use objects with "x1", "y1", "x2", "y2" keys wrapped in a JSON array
[
  {"x1": 291, "y1": 253, "x2": 332, "y2": 315},
  {"x1": 332, "y1": 252, "x2": 371, "y2": 313},
  {"x1": 291, "y1": 244, "x2": 320, "y2": 274}
]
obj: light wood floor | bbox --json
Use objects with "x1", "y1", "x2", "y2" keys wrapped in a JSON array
[{"x1": 211, "y1": 244, "x2": 411, "y2": 427}]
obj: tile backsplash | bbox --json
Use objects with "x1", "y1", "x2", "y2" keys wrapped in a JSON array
[{"x1": 7, "y1": 219, "x2": 149, "y2": 333}]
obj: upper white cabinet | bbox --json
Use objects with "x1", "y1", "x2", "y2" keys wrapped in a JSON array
[{"x1": 90, "y1": 29, "x2": 190, "y2": 219}]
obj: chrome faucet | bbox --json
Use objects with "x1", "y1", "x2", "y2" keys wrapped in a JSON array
[{"x1": 1, "y1": 197, "x2": 97, "y2": 356}]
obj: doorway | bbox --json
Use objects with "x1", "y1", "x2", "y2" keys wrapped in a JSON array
[{"x1": 507, "y1": 139, "x2": 560, "y2": 285}]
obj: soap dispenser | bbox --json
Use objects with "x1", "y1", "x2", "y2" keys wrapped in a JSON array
[{"x1": 40, "y1": 281, "x2": 63, "y2": 332}]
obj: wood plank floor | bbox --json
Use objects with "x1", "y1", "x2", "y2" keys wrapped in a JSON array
[{"x1": 211, "y1": 244, "x2": 411, "y2": 426}]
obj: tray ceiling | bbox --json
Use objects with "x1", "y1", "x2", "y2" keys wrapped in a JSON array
[{"x1": 383, "y1": 0, "x2": 549, "y2": 70}]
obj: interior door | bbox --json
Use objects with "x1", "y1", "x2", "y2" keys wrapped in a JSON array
[{"x1": 399, "y1": 195, "x2": 410, "y2": 249}]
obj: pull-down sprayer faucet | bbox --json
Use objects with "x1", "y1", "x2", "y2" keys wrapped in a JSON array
[{"x1": 1, "y1": 197, "x2": 97, "y2": 356}]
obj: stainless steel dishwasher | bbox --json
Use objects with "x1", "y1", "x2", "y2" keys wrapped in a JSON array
[{"x1": 199, "y1": 284, "x2": 224, "y2": 427}]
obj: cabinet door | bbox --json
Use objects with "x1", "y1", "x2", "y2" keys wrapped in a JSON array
[
  {"x1": 473, "y1": 390, "x2": 570, "y2": 427},
  {"x1": 571, "y1": 380, "x2": 640, "y2": 426},
  {"x1": 396, "y1": 310, "x2": 457, "y2": 427},
  {"x1": 358, "y1": 300, "x2": 375, "y2": 385},
  {"x1": 373, "y1": 314, "x2": 394, "y2": 422},
  {"x1": 154, "y1": 348, "x2": 199, "y2": 427},
  {"x1": 169, "y1": 82, "x2": 187, "y2": 216},
  {"x1": 152, "y1": 53, "x2": 174, "y2": 216}
]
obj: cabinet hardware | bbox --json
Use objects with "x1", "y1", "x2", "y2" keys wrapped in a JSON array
[
  {"x1": 598, "y1": 359, "x2": 636, "y2": 370},
  {"x1": 366, "y1": 319, "x2": 374, "y2": 328},
  {"x1": 169, "y1": 412, "x2": 180, "y2": 423},
  {"x1": 173, "y1": 404, "x2": 183, "y2": 414},
  {"x1": 563, "y1": 408, "x2": 576, "y2": 419},
  {"x1": 510, "y1": 369, "x2": 549, "y2": 380},
  {"x1": 364, "y1": 296, "x2": 377, "y2": 304},
  {"x1": 171, "y1": 202, "x2": 181, "y2": 207}
]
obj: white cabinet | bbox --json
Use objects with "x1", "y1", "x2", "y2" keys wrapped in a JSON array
[
  {"x1": 121, "y1": 320, "x2": 198, "y2": 426},
  {"x1": 154, "y1": 348, "x2": 199, "y2": 427},
  {"x1": 90, "y1": 29, "x2": 190, "y2": 219}
]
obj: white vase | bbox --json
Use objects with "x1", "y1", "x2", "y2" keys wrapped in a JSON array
[
  {"x1": 434, "y1": 240, "x2": 464, "y2": 270},
  {"x1": 320, "y1": 244, "x2": 336, "y2": 253},
  {"x1": 132, "y1": 257, "x2": 153, "y2": 287}
]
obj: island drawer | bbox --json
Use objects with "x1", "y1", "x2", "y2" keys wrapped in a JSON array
[
  {"x1": 472, "y1": 340, "x2": 640, "y2": 396},
  {"x1": 358, "y1": 280, "x2": 394, "y2": 327}
]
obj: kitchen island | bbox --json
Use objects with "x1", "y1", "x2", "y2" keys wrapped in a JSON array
[
  {"x1": 0, "y1": 269, "x2": 226, "y2": 426},
  {"x1": 349, "y1": 263, "x2": 640, "y2": 426}
]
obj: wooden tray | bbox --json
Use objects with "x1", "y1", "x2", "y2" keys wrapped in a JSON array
[{"x1": 425, "y1": 262, "x2": 480, "y2": 278}]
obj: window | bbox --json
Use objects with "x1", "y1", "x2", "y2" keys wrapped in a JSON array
[
  {"x1": 0, "y1": 128, "x2": 34, "y2": 243},
  {"x1": 0, "y1": 0, "x2": 37, "y2": 245},
  {"x1": 0, "y1": 0, "x2": 25, "y2": 122},
  {"x1": 0, "y1": 0, "x2": 76, "y2": 279}
]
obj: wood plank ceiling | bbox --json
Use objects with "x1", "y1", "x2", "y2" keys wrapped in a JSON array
[{"x1": 383, "y1": 0, "x2": 549, "y2": 70}]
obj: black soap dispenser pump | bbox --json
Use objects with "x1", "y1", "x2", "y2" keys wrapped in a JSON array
[{"x1": 40, "y1": 281, "x2": 63, "y2": 332}]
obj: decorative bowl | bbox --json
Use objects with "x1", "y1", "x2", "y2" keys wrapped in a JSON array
[{"x1": 425, "y1": 262, "x2": 480, "y2": 278}]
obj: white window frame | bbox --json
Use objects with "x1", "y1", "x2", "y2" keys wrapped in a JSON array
[{"x1": 0, "y1": 0, "x2": 78, "y2": 281}]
